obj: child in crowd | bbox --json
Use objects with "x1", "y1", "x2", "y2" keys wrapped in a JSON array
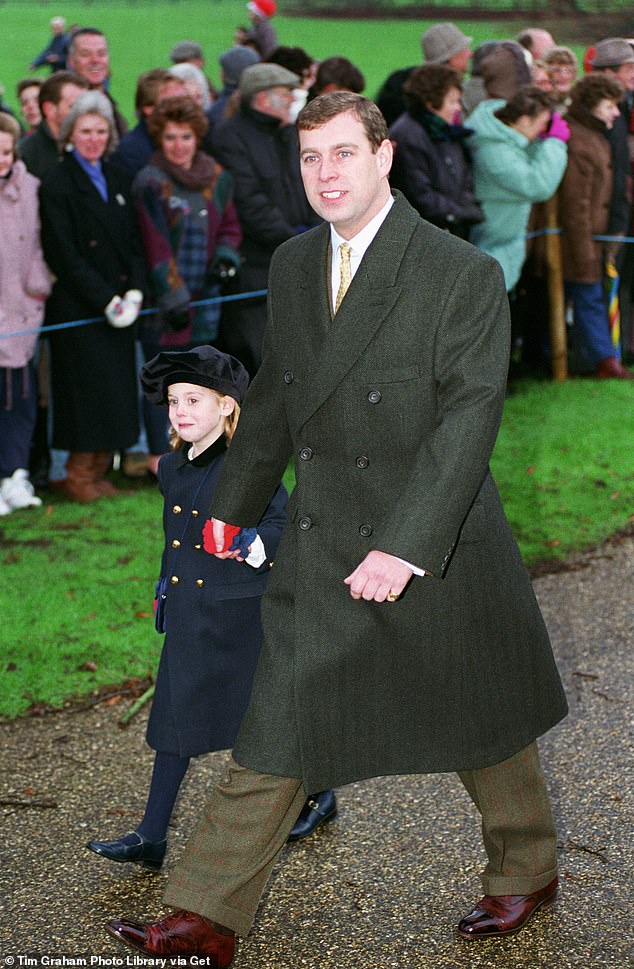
[
  {"x1": 86, "y1": 345, "x2": 328, "y2": 871},
  {"x1": 0, "y1": 112, "x2": 51, "y2": 515}
]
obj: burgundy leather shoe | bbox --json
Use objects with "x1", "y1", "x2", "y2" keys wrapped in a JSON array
[
  {"x1": 457, "y1": 877, "x2": 558, "y2": 939},
  {"x1": 106, "y1": 909, "x2": 235, "y2": 966}
]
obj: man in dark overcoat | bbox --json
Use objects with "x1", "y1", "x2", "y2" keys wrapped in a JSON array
[{"x1": 107, "y1": 93, "x2": 568, "y2": 964}]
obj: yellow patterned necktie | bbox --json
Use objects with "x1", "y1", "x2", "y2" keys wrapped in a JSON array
[{"x1": 334, "y1": 242, "x2": 351, "y2": 313}]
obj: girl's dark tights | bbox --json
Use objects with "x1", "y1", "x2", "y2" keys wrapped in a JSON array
[{"x1": 136, "y1": 750, "x2": 190, "y2": 843}]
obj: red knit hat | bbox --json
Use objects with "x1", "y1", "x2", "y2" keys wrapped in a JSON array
[{"x1": 247, "y1": 0, "x2": 277, "y2": 18}]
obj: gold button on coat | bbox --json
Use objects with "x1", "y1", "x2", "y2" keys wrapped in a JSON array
[
  {"x1": 173, "y1": 505, "x2": 182, "y2": 514},
  {"x1": 192, "y1": 509, "x2": 199, "y2": 517},
  {"x1": 196, "y1": 579, "x2": 204, "y2": 587},
  {"x1": 170, "y1": 575, "x2": 179, "y2": 584},
  {"x1": 172, "y1": 539, "x2": 181, "y2": 549}
]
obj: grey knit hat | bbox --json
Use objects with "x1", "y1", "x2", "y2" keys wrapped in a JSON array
[
  {"x1": 421, "y1": 23, "x2": 472, "y2": 64},
  {"x1": 239, "y1": 63, "x2": 299, "y2": 100},
  {"x1": 220, "y1": 46, "x2": 260, "y2": 85},
  {"x1": 591, "y1": 38, "x2": 634, "y2": 69}
]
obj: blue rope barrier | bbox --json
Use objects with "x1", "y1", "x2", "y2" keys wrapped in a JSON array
[
  {"x1": 0, "y1": 288, "x2": 268, "y2": 342},
  {"x1": 2, "y1": 231, "x2": 634, "y2": 343}
]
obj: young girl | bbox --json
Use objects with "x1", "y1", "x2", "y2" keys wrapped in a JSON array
[
  {"x1": 86, "y1": 345, "x2": 289, "y2": 868},
  {"x1": 0, "y1": 112, "x2": 51, "y2": 515}
]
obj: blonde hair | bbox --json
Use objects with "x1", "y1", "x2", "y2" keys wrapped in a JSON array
[
  {"x1": 0, "y1": 112, "x2": 21, "y2": 150},
  {"x1": 169, "y1": 391, "x2": 241, "y2": 450}
]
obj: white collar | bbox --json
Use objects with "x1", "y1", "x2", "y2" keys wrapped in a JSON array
[{"x1": 329, "y1": 193, "x2": 395, "y2": 260}]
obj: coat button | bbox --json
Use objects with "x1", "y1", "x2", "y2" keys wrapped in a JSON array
[
  {"x1": 171, "y1": 539, "x2": 181, "y2": 549},
  {"x1": 359, "y1": 524, "x2": 373, "y2": 537},
  {"x1": 170, "y1": 575, "x2": 179, "y2": 584},
  {"x1": 299, "y1": 446, "x2": 313, "y2": 461},
  {"x1": 194, "y1": 543, "x2": 202, "y2": 550},
  {"x1": 356, "y1": 455, "x2": 369, "y2": 469},
  {"x1": 367, "y1": 390, "x2": 381, "y2": 404},
  {"x1": 173, "y1": 504, "x2": 182, "y2": 514},
  {"x1": 196, "y1": 579, "x2": 204, "y2": 587},
  {"x1": 298, "y1": 516, "x2": 313, "y2": 530},
  {"x1": 284, "y1": 370, "x2": 294, "y2": 384},
  {"x1": 192, "y1": 509, "x2": 199, "y2": 517}
]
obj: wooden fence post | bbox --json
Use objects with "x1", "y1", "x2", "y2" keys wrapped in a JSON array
[{"x1": 544, "y1": 196, "x2": 567, "y2": 381}]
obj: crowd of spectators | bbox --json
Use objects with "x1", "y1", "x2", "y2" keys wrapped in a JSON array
[{"x1": 0, "y1": 6, "x2": 632, "y2": 513}]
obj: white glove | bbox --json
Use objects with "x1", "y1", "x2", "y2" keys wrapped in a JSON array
[{"x1": 104, "y1": 289, "x2": 143, "y2": 328}]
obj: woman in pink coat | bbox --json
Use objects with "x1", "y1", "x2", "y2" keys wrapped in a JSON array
[{"x1": 0, "y1": 113, "x2": 51, "y2": 515}]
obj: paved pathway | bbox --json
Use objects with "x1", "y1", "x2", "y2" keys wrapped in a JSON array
[{"x1": 1, "y1": 535, "x2": 632, "y2": 968}]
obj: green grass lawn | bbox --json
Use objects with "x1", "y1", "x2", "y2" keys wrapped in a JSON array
[
  {"x1": 1, "y1": 0, "x2": 590, "y2": 123},
  {"x1": 0, "y1": 377, "x2": 632, "y2": 719}
]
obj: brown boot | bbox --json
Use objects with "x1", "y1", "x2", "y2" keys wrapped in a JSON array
[
  {"x1": 92, "y1": 452, "x2": 123, "y2": 497},
  {"x1": 61, "y1": 453, "x2": 101, "y2": 503}
]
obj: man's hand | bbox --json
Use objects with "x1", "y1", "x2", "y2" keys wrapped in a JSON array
[{"x1": 344, "y1": 550, "x2": 413, "y2": 602}]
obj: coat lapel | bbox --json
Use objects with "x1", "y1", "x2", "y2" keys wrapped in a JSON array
[{"x1": 292, "y1": 193, "x2": 420, "y2": 431}]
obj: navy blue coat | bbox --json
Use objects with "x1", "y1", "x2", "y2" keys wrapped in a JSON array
[{"x1": 147, "y1": 436, "x2": 288, "y2": 757}]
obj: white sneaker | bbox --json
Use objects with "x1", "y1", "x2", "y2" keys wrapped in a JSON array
[
  {"x1": 1, "y1": 469, "x2": 43, "y2": 509},
  {"x1": 0, "y1": 493, "x2": 11, "y2": 516}
]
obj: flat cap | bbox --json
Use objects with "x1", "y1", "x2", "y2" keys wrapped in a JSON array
[
  {"x1": 591, "y1": 38, "x2": 634, "y2": 69},
  {"x1": 239, "y1": 63, "x2": 299, "y2": 100}
]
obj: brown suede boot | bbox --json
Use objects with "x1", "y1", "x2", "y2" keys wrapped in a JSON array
[
  {"x1": 92, "y1": 452, "x2": 123, "y2": 497},
  {"x1": 61, "y1": 453, "x2": 101, "y2": 502}
]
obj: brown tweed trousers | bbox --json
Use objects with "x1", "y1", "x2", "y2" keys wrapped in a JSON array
[{"x1": 164, "y1": 742, "x2": 557, "y2": 937}]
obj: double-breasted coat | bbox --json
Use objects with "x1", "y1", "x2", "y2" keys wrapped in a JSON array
[
  {"x1": 39, "y1": 152, "x2": 147, "y2": 451},
  {"x1": 148, "y1": 437, "x2": 287, "y2": 757},
  {"x1": 211, "y1": 192, "x2": 568, "y2": 794}
]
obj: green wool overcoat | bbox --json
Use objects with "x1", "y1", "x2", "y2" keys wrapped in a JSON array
[{"x1": 212, "y1": 192, "x2": 568, "y2": 793}]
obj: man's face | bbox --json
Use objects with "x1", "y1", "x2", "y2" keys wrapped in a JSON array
[
  {"x1": 447, "y1": 46, "x2": 472, "y2": 78},
  {"x1": 607, "y1": 62, "x2": 634, "y2": 92},
  {"x1": 68, "y1": 34, "x2": 109, "y2": 89},
  {"x1": 44, "y1": 82, "x2": 84, "y2": 137},
  {"x1": 258, "y1": 86, "x2": 295, "y2": 123},
  {"x1": 299, "y1": 110, "x2": 393, "y2": 240},
  {"x1": 19, "y1": 85, "x2": 41, "y2": 128}
]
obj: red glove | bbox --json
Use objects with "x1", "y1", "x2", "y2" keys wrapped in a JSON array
[
  {"x1": 543, "y1": 112, "x2": 570, "y2": 143},
  {"x1": 203, "y1": 519, "x2": 240, "y2": 554}
]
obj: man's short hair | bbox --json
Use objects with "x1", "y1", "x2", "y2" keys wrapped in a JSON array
[
  {"x1": 69, "y1": 27, "x2": 106, "y2": 57},
  {"x1": 314, "y1": 57, "x2": 365, "y2": 96},
  {"x1": 17, "y1": 78, "x2": 42, "y2": 98},
  {"x1": 170, "y1": 40, "x2": 204, "y2": 64},
  {"x1": 297, "y1": 92, "x2": 387, "y2": 152},
  {"x1": 38, "y1": 70, "x2": 88, "y2": 111},
  {"x1": 134, "y1": 68, "x2": 175, "y2": 114},
  {"x1": 516, "y1": 29, "x2": 534, "y2": 52}
]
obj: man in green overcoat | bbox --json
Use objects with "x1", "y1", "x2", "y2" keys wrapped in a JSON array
[{"x1": 107, "y1": 93, "x2": 568, "y2": 964}]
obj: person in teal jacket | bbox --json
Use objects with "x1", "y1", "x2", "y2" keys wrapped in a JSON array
[{"x1": 468, "y1": 86, "x2": 569, "y2": 291}]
